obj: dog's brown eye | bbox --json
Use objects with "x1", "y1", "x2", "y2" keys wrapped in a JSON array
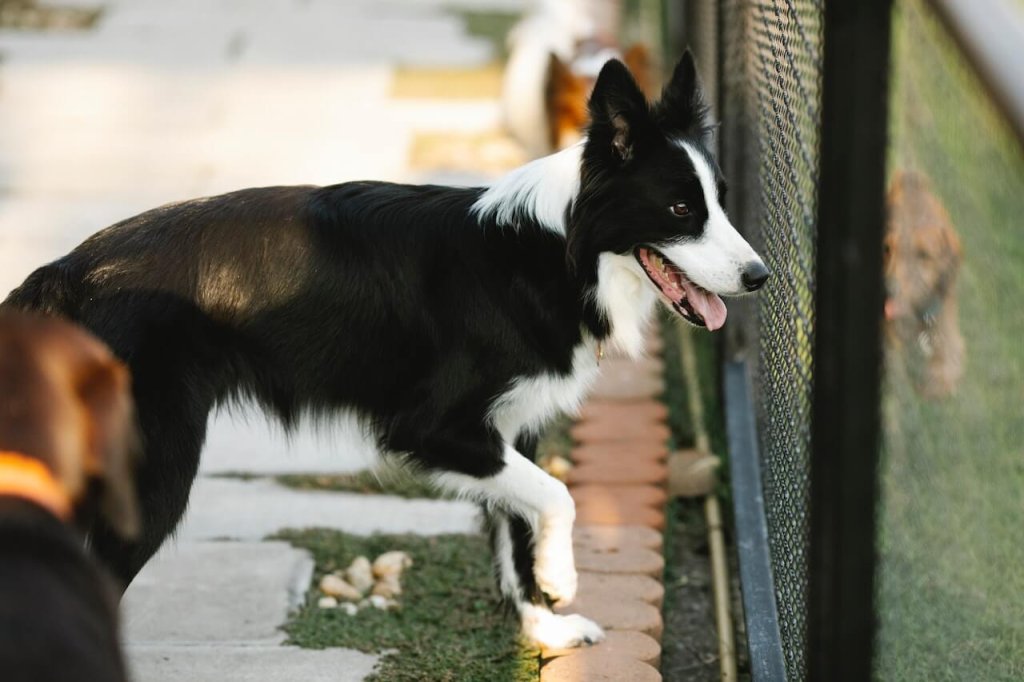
[{"x1": 670, "y1": 202, "x2": 690, "y2": 217}]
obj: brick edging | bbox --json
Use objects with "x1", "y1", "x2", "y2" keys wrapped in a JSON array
[{"x1": 541, "y1": 324, "x2": 668, "y2": 682}]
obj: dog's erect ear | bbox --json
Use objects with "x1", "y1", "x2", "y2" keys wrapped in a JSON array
[
  {"x1": 78, "y1": 357, "x2": 141, "y2": 539},
  {"x1": 587, "y1": 59, "x2": 651, "y2": 164},
  {"x1": 655, "y1": 50, "x2": 711, "y2": 137}
]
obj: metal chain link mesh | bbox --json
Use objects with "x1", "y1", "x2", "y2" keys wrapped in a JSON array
[{"x1": 720, "y1": 1, "x2": 825, "y2": 678}]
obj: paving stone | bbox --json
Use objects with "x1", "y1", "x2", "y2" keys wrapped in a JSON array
[
  {"x1": 127, "y1": 644, "x2": 380, "y2": 682},
  {"x1": 572, "y1": 484, "x2": 667, "y2": 510},
  {"x1": 541, "y1": 647, "x2": 662, "y2": 682},
  {"x1": 122, "y1": 541, "x2": 313, "y2": 643},
  {"x1": 575, "y1": 499, "x2": 665, "y2": 529},
  {"x1": 555, "y1": 596, "x2": 663, "y2": 639},
  {"x1": 542, "y1": 629, "x2": 661, "y2": 667},
  {"x1": 570, "y1": 418, "x2": 671, "y2": 444},
  {"x1": 567, "y1": 460, "x2": 668, "y2": 486},
  {"x1": 577, "y1": 400, "x2": 668, "y2": 423},
  {"x1": 176, "y1": 477, "x2": 479, "y2": 541},
  {"x1": 573, "y1": 545, "x2": 665, "y2": 577},
  {"x1": 570, "y1": 441, "x2": 669, "y2": 464},
  {"x1": 575, "y1": 571, "x2": 665, "y2": 605},
  {"x1": 200, "y1": 407, "x2": 379, "y2": 475},
  {"x1": 574, "y1": 524, "x2": 664, "y2": 552},
  {"x1": 589, "y1": 367, "x2": 665, "y2": 401}
]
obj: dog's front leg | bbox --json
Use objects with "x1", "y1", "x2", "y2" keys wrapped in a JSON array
[{"x1": 434, "y1": 443, "x2": 604, "y2": 648}]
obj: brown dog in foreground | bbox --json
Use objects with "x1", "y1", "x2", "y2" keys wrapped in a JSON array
[
  {"x1": 884, "y1": 170, "x2": 965, "y2": 398},
  {"x1": 0, "y1": 310, "x2": 139, "y2": 682}
]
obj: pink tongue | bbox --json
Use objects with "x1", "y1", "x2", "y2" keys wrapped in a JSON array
[{"x1": 680, "y1": 278, "x2": 728, "y2": 331}]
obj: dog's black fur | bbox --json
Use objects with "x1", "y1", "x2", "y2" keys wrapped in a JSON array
[
  {"x1": 0, "y1": 499, "x2": 128, "y2": 682},
  {"x1": 2, "y1": 54, "x2": 762, "y2": 646}
]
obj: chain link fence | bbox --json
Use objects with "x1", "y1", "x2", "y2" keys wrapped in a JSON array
[{"x1": 715, "y1": 2, "x2": 825, "y2": 678}]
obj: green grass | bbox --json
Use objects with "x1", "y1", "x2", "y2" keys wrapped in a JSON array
[
  {"x1": 876, "y1": 1, "x2": 1024, "y2": 679},
  {"x1": 274, "y1": 529, "x2": 540, "y2": 682},
  {"x1": 276, "y1": 470, "x2": 446, "y2": 500}
]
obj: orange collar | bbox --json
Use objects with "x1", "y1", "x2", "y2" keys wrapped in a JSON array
[{"x1": 0, "y1": 451, "x2": 72, "y2": 521}]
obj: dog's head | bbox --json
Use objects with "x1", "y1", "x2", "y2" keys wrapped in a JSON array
[
  {"x1": 884, "y1": 170, "x2": 962, "y2": 326},
  {"x1": 568, "y1": 52, "x2": 769, "y2": 333},
  {"x1": 0, "y1": 311, "x2": 140, "y2": 537},
  {"x1": 545, "y1": 43, "x2": 653, "y2": 152}
]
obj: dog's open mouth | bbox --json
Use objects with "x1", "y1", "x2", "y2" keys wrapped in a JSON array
[{"x1": 635, "y1": 246, "x2": 727, "y2": 330}]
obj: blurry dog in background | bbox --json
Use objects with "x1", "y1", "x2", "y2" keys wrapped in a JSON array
[
  {"x1": 0, "y1": 311, "x2": 138, "y2": 682},
  {"x1": 502, "y1": 0, "x2": 653, "y2": 156},
  {"x1": 884, "y1": 170, "x2": 965, "y2": 398}
]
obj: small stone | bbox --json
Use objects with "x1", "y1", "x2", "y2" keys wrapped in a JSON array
[
  {"x1": 319, "y1": 574, "x2": 362, "y2": 602},
  {"x1": 372, "y1": 551, "x2": 413, "y2": 579},
  {"x1": 367, "y1": 594, "x2": 396, "y2": 611},
  {"x1": 339, "y1": 602, "x2": 359, "y2": 616},
  {"x1": 541, "y1": 454, "x2": 573, "y2": 481},
  {"x1": 345, "y1": 556, "x2": 375, "y2": 593},
  {"x1": 317, "y1": 596, "x2": 338, "y2": 609},
  {"x1": 371, "y1": 575, "x2": 402, "y2": 598}
]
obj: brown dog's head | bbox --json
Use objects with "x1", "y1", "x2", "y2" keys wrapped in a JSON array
[
  {"x1": 0, "y1": 311, "x2": 140, "y2": 537},
  {"x1": 545, "y1": 43, "x2": 653, "y2": 152},
  {"x1": 884, "y1": 170, "x2": 963, "y2": 326}
]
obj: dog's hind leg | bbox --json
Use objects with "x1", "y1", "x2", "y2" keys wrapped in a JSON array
[{"x1": 89, "y1": 381, "x2": 211, "y2": 591}]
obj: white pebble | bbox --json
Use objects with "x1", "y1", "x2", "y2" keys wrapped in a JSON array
[
  {"x1": 317, "y1": 596, "x2": 338, "y2": 609},
  {"x1": 339, "y1": 602, "x2": 359, "y2": 616}
]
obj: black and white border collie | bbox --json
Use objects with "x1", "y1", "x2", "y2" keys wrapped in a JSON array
[{"x1": 3, "y1": 52, "x2": 768, "y2": 648}]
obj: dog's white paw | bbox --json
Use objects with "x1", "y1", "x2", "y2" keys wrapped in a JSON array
[
  {"x1": 534, "y1": 533, "x2": 577, "y2": 606},
  {"x1": 521, "y1": 605, "x2": 605, "y2": 649}
]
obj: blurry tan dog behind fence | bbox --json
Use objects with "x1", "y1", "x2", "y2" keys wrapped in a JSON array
[{"x1": 884, "y1": 170, "x2": 965, "y2": 399}]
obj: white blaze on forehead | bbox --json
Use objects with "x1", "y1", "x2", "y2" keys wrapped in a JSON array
[{"x1": 664, "y1": 140, "x2": 765, "y2": 296}]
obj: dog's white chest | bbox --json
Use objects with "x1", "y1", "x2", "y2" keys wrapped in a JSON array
[{"x1": 489, "y1": 342, "x2": 600, "y2": 443}]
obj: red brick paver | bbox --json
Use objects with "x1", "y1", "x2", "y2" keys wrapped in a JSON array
[
  {"x1": 574, "y1": 524, "x2": 663, "y2": 552},
  {"x1": 570, "y1": 441, "x2": 668, "y2": 464},
  {"x1": 567, "y1": 460, "x2": 667, "y2": 486},
  {"x1": 544, "y1": 630, "x2": 662, "y2": 667},
  {"x1": 577, "y1": 400, "x2": 668, "y2": 423},
  {"x1": 540, "y1": 650, "x2": 662, "y2": 682},
  {"x1": 574, "y1": 571, "x2": 665, "y2": 606}
]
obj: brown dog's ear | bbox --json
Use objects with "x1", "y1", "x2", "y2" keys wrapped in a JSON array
[{"x1": 78, "y1": 358, "x2": 141, "y2": 539}]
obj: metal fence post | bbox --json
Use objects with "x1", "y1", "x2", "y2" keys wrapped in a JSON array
[{"x1": 808, "y1": 1, "x2": 892, "y2": 679}]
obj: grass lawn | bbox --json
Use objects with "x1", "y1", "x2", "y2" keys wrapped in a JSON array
[
  {"x1": 876, "y1": 1, "x2": 1024, "y2": 679},
  {"x1": 275, "y1": 530, "x2": 540, "y2": 682}
]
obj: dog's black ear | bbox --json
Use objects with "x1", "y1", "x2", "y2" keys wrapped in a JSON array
[
  {"x1": 655, "y1": 50, "x2": 711, "y2": 137},
  {"x1": 587, "y1": 59, "x2": 651, "y2": 164}
]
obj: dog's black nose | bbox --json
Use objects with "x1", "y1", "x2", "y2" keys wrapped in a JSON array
[{"x1": 742, "y1": 262, "x2": 771, "y2": 291}]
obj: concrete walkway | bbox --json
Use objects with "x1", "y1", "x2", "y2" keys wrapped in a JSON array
[{"x1": 0, "y1": 1, "x2": 521, "y2": 679}]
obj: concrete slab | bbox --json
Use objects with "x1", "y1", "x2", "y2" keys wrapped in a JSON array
[
  {"x1": 122, "y1": 541, "x2": 313, "y2": 643},
  {"x1": 200, "y1": 407, "x2": 379, "y2": 476},
  {"x1": 177, "y1": 477, "x2": 480, "y2": 541},
  {"x1": 127, "y1": 644, "x2": 380, "y2": 682}
]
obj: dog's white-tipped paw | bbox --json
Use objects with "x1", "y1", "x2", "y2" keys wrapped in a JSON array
[
  {"x1": 521, "y1": 605, "x2": 605, "y2": 649},
  {"x1": 534, "y1": 546, "x2": 578, "y2": 606}
]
